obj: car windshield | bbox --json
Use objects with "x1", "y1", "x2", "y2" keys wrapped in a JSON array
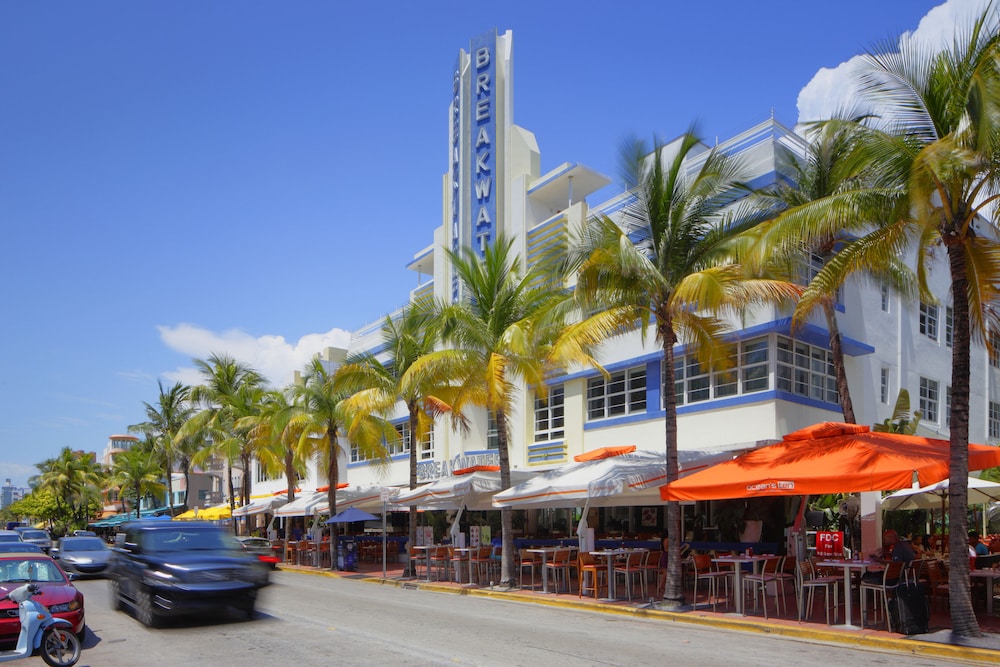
[
  {"x1": 0, "y1": 558, "x2": 66, "y2": 583},
  {"x1": 20, "y1": 531, "x2": 48, "y2": 541},
  {"x1": 0, "y1": 544, "x2": 40, "y2": 553},
  {"x1": 144, "y1": 529, "x2": 236, "y2": 552},
  {"x1": 60, "y1": 538, "x2": 106, "y2": 552}
]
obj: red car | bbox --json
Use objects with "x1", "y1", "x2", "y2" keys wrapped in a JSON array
[{"x1": 0, "y1": 553, "x2": 85, "y2": 645}]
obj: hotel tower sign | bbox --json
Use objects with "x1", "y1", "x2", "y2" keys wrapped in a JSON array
[{"x1": 449, "y1": 29, "x2": 511, "y2": 300}]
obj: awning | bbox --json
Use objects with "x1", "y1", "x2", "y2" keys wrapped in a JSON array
[
  {"x1": 232, "y1": 494, "x2": 287, "y2": 517},
  {"x1": 574, "y1": 445, "x2": 636, "y2": 462},
  {"x1": 397, "y1": 469, "x2": 536, "y2": 511},
  {"x1": 274, "y1": 491, "x2": 328, "y2": 518},
  {"x1": 494, "y1": 448, "x2": 750, "y2": 509},
  {"x1": 314, "y1": 486, "x2": 395, "y2": 514},
  {"x1": 198, "y1": 504, "x2": 233, "y2": 520}
]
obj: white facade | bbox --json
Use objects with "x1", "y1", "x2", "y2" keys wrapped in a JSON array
[{"x1": 249, "y1": 30, "x2": 1000, "y2": 498}]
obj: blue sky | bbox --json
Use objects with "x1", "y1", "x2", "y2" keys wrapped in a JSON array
[{"x1": 0, "y1": 1, "x2": 973, "y2": 486}]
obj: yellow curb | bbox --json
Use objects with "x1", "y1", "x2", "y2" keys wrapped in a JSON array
[{"x1": 280, "y1": 567, "x2": 997, "y2": 664}]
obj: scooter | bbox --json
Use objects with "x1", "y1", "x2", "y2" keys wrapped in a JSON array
[{"x1": 0, "y1": 584, "x2": 80, "y2": 667}]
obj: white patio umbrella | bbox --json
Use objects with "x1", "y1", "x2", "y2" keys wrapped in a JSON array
[
  {"x1": 274, "y1": 490, "x2": 329, "y2": 518},
  {"x1": 882, "y1": 476, "x2": 1000, "y2": 511},
  {"x1": 394, "y1": 468, "x2": 535, "y2": 511},
  {"x1": 492, "y1": 448, "x2": 746, "y2": 510}
]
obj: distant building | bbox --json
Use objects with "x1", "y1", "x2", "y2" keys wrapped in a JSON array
[{"x1": 0, "y1": 479, "x2": 27, "y2": 510}]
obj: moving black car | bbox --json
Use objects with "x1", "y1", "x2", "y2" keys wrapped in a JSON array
[{"x1": 107, "y1": 521, "x2": 270, "y2": 627}]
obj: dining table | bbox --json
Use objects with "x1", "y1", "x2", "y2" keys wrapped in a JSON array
[
  {"x1": 815, "y1": 558, "x2": 874, "y2": 629},
  {"x1": 971, "y1": 568, "x2": 1000, "y2": 616},
  {"x1": 711, "y1": 554, "x2": 772, "y2": 615},
  {"x1": 526, "y1": 547, "x2": 565, "y2": 594}
]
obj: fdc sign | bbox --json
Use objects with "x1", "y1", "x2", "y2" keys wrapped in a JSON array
[{"x1": 815, "y1": 531, "x2": 844, "y2": 557}]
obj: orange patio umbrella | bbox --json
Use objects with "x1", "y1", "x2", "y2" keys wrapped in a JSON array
[{"x1": 660, "y1": 422, "x2": 1000, "y2": 501}]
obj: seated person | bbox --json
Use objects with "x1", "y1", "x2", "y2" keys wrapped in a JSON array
[
  {"x1": 910, "y1": 534, "x2": 926, "y2": 558},
  {"x1": 969, "y1": 531, "x2": 989, "y2": 557},
  {"x1": 862, "y1": 529, "x2": 913, "y2": 584}
]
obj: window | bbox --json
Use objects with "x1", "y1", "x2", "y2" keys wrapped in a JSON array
[
  {"x1": 945, "y1": 307, "x2": 954, "y2": 348},
  {"x1": 487, "y1": 411, "x2": 499, "y2": 449},
  {"x1": 991, "y1": 331, "x2": 1000, "y2": 368},
  {"x1": 946, "y1": 386, "x2": 952, "y2": 429},
  {"x1": 255, "y1": 462, "x2": 278, "y2": 483},
  {"x1": 990, "y1": 401, "x2": 1000, "y2": 440},
  {"x1": 880, "y1": 367, "x2": 889, "y2": 405},
  {"x1": 919, "y1": 377, "x2": 939, "y2": 423},
  {"x1": 776, "y1": 336, "x2": 839, "y2": 404},
  {"x1": 391, "y1": 423, "x2": 412, "y2": 457},
  {"x1": 587, "y1": 366, "x2": 647, "y2": 420},
  {"x1": 919, "y1": 302, "x2": 939, "y2": 341},
  {"x1": 418, "y1": 424, "x2": 435, "y2": 460},
  {"x1": 672, "y1": 337, "x2": 769, "y2": 405},
  {"x1": 880, "y1": 284, "x2": 890, "y2": 312},
  {"x1": 534, "y1": 385, "x2": 565, "y2": 442}
]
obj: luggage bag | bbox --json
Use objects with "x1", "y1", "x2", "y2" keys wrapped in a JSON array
[{"x1": 889, "y1": 582, "x2": 929, "y2": 635}]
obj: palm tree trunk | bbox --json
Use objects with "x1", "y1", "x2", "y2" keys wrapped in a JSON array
[
  {"x1": 946, "y1": 242, "x2": 980, "y2": 637},
  {"x1": 181, "y1": 459, "x2": 191, "y2": 509},
  {"x1": 285, "y1": 452, "x2": 297, "y2": 504},
  {"x1": 327, "y1": 427, "x2": 340, "y2": 569},
  {"x1": 659, "y1": 314, "x2": 685, "y2": 607},
  {"x1": 823, "y1": 301, "x2": 855, "y2": 423},
  {"x1": 164, "y1": 462, "x2": 175, "y2": 517},
  {"x1": 227, "y1": 463, "x2": 236, "y2": 535},
  {"x1": 496, "y1": 407, "x2": 514, "y2": 588},
  {"x1": 407, "y1": 405, "x2": 419, "y2": 577},
  {"x1": 240, "y1": 451, "x2": 252, "y2": 507}
]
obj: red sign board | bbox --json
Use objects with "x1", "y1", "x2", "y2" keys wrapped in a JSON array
[{"x1": 815, "y1": 531, "x2": 844, "y2": 557}]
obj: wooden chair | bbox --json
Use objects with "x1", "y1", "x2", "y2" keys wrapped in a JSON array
[
  {"x1": 639, "y1": 550, "x2": 663, "y2": 598},
  {"x1": 860, "y1": 560, "x2": 904, "y2": 631},
  {"x1": 925, "y1": 559, "x2": 950, "y2": 610},
  {"x1": 429, "y1": 546, "x2": 450, "y2": 581},
  {"x1": 471, "y1": 545, "x2": 494, "y2": 584},
  {"x1": 578, "y1": 551, "x2": 606, "y2": 599},
  {"x1": 448, "y1": 546, "x2": 467, "y2": 583},
  {"x1": 795, "y1": 560, "x2": 838, "y2": 624}
]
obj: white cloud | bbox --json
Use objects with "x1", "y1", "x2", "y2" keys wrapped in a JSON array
[
  {"x1": 0, "y1": 462, "x2": 41, "y2": 488},
  {"x1": 158, "y1": 323, "x2": 353, "y2": 388},
  {"x1": 796, "y1": 0, "x2": 991, "y2": 124}
]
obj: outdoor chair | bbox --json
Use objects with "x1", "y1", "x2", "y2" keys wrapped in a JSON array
[
  {"x1": 448, "y1": 546, "x2": 467, "y2": 583},
  {"x1": 429, "y1": 546, "x2": 450, "y2": 581},
  {"x1": 860, "y1": 560, "x2": 904, "y2": 631},
  {"x1": 613, "y1": 550, "x2": 647, "y2": 600},
  {"x1": 578, "y1": 551, "x2": 606, "y2": 599},
  {"x1": 544, "y1": 548, "x2": 574, "y2": 593},
  {"x1": 692, "y1": 553, "x2": 732, "y2": 612},
  {"x1": 741, "y1": 555, "x2": 783, "y2": 619},
  {"x1": 795, "y1": 559, "x2": 838, "y2": 624},
  {"x1": 471, "y1": 545, "x2": 493, "y2": 584},
  {"x1": 639, "y1": 550, "x2": 662, "y2": 598},
  {"x1": 518, "y1": 549, "x2": 539, "y2": 590},
  {"x1": 407, "y1": 546, "x2": 428, "y2": 578}
]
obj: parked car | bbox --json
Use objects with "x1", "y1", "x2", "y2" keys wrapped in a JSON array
[
  {"x1": 0, "y1": 531, "x2": 22, "y2": 543},
  {"x1": 0, "y1": 553, "x2": 85, "y2": 645},
  {"x1": 108, "y1": 520, "x2": 270, "y2": 627},
  {"x1": 13, "y1": 528, "x2": 51, "y2": 553},
  {"x1": 0, "y1": 543, "x2": 42, "y2": 553},
  {"x1": 236, "y1": 537, "x2": 280, "y2": 569},
  {"x1": 52, "y1": 536, "x2": 112, "y2": 577}
]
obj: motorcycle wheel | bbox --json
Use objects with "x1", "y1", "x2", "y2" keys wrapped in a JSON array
[{"x1": 40, "y1": 626, "x2": 81, "y2": 667}]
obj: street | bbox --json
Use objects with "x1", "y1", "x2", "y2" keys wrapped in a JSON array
[{"x1": 70, "y1": 571, "x2": 966, "y2": 666}]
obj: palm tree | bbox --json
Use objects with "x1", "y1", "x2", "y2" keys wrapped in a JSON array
[
  {"x1": 246, "y1": 389, "x2": 307, "y2": 510},
  {"x1": 814, "y1": 9, "x2": 1000, "y2": 636},
  {"x1": 291, "y1": 356, "x2": 392, "y2": 567},
  {"x1": 183, "y1": 354, "x2": 268, "y2": 511},
  {"x1": 568, "y1": 133, "x2": 799, "y2": 606},
  {"x1": 407, "y1": 235, "x2": 587, "y2": 587},
  {"x1": 337, "y1": 299, "x2": 451, "y2": 574},
  {"x1": 33, "y1": 447, "x2": 104, "y2": 530},
  {"x1": 108, "y1": 446, "x2": 165, "y2": 519},
  {"x1": 129, "y1": 381, "x2": 193, "y2": 516},
  {"x1": 750, "y1": 121, "x2": 915, "y2": 423}
]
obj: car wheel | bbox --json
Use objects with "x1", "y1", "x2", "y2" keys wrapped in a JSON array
[
  {"x1": 108, "y1": 579, "x2": 123, "y2": 611},
  {"x1": 135, "y1": 587, "x2": 159, "y2": 628}
]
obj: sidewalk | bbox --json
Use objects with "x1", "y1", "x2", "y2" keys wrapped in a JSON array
[{"x1": 280, "y1": 559, "x2": 1000, "y2": 664}]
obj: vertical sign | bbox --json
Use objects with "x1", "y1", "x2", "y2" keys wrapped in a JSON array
[{"x1": 468, "y1": 31, "x2": 496, "y2": 258}]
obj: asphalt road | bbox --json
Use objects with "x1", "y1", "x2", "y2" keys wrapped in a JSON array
[{"x1": 70, "y1": 571, "x2": 972, "y2": 667}]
